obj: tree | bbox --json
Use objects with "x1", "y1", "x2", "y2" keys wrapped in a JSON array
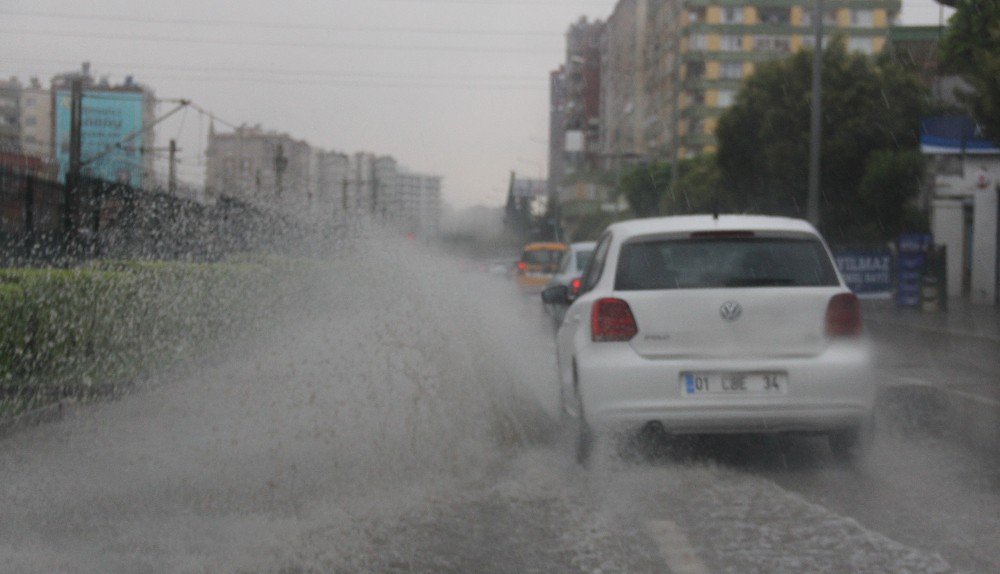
[
  {"x1": 618, "y1": 162, "x2": 671, "y2": 217},
  {"x1": 940, "y1": 0, "x2": 1000, "y2": 144},
  {"x1": 715, "y1": 37, "x2": 929, "y2": 242},
  {"x1": 855, "y1": 149, "x2": 928, "y2": 241},
  {"x1": 661, "y1": 154, "x2": 733, "y2": 215}
]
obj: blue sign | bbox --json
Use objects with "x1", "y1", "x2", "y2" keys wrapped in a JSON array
[
  {"x1": 896, "y1": 233, "x2": 933, "y2": 307},
  {"x1": 833, "y1": 248, "x2": 892, "y2": 299},
  {"x1": 55, "y1": 90, "x2": 146, "y2": 186}
]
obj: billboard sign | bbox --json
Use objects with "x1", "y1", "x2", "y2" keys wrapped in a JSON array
[
  {"x1": 896, "y1": 233, "x2": 933, "y2": 307},
  {"x1": 55, "y1": 90, "x2": 145, "y2": 186},
  {"x1": 833, "y1": 248, "x2": 892, "y2": 299}
]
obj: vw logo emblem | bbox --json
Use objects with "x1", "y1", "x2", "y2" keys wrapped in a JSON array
[{"x1": 720, "y1": 301, "x2": 743, "y2": 322}]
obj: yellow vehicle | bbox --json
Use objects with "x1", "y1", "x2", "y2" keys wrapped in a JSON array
[{"x1": 516, "y1": 242, "x2": 568, "y2": 292}]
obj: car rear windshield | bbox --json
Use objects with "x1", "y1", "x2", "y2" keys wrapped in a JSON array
[
  {"x1": 575, "y1": 250, "x2": 593, "y2": 272},
  {"x1": 521, "y1": 249, "x2": 564, "y2": 265},
  {"x1": 615, "y1": 237, "x2": 839, "y2": 290}
]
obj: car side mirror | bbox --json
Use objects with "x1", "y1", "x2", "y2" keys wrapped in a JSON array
[{"x1": 541, "y1": 285, "x2": 571, "y2": 306}]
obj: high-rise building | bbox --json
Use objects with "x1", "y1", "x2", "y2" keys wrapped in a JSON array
[
  {"x1": 550, "y1": 16, "x2": 605, "y2": 209},
  {"x1": 19, "y1": 78, "x2": 53, "y2": 163},
  {"x1": 0, "y1": 78, "x2": 21, "y2": 153},
  {"x1": 315, "y1": 149, "x2": 351, "y2": 218},
  {"x1": 653, "y1": 0, "x2": 899, "y2": 158},
  {"x1": 205, "y1": 124, "x2": 313, "y2": 211},
  {"x1": 397, "y1": 170, "x2": 442, "y2": 238},
  {"x1": 599, "y1": 0, "x2": 656, "y2": 164}
]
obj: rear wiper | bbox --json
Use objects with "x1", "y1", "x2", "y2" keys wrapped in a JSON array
[{"x1": 725, "y1": 278, "x2": 796, "y2": 287}]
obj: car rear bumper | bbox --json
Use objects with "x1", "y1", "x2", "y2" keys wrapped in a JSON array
[
  {"x1": 576, "y1": 342, "x2": 875, "y2": 434},
  {"x1": 517, "y1": 275, "x2": 551, "y2": 292}
]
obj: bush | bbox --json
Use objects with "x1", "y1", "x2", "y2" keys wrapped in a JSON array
[{"x1": 0, "y1": 259, "x2": 320, "y2": 417}]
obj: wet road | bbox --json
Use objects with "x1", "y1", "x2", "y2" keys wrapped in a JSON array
[{"x1": 0, "y1": 245, "x2": 997, "y2": 573}]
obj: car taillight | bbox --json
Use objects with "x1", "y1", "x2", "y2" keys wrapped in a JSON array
[
  {"x1": 517, "y1": 261, "x2": 527, "y2": 273},
  {"x1": 825, "y1": 293, "x2": 863, "y2": 337},
  {"x1": 570, "y1": 277, "x2": 582, "y2": 296},
  {"x1": 592, "y1": 298, "x2": 638, "y2": 342}
]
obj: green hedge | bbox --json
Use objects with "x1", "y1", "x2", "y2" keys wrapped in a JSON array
[{"x1": 0, "y1": 259, "x2": 318, "y2": 417}]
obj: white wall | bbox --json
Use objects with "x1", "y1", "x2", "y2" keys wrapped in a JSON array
[
  {"x1": 932, "y1": 199, "x2": 966, "y2": 298},
  {"x1": 970, "y1": 185, "x2": 999, "y2": 305}
]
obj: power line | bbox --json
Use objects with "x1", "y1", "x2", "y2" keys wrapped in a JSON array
[
  {"x1": 3, "y1": 67, "x2": 544, "y2": 91},
  {"x1": 0, "y1": 28, "x2": 559, "y2": 55},
  {"x1": 1, "y1": 56, "x2": 544, "y2": 83},
  {"x1": 0, "y1": 9, "x2": 561, "y2": 37}
]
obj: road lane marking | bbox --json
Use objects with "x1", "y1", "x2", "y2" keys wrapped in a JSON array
[{"x1": 645, "y1": 519, "x2": 711, "y2": 574}]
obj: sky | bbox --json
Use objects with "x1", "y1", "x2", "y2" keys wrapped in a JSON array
[{"x1": 1, "y1": 0, "x2": 955, "y2": 209}]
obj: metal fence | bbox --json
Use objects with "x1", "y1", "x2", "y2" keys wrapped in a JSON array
[{"x1": 1, "y1": 170, "x2": 311, "y2": 265}]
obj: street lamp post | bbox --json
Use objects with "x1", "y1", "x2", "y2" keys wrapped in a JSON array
[{"x1": 807, "y1": 0, "x2": 824, "y2": 227}]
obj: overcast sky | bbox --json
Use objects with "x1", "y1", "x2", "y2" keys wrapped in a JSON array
[{"x1": 1, "y1": 0, "x2": 954, "y2": 209}]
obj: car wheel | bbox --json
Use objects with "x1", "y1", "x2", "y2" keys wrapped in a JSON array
[{"x1": 828, "y1": 421, "x2": 873, "y2": 463}]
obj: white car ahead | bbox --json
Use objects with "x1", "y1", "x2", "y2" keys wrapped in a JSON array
[
  {"x1": 543, "y1": 241, "x2": 596, "y2": 326},
  {"x1": 543, "y1": 215, "x2": 874, "y2": 464}
]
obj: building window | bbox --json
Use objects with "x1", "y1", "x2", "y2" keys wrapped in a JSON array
[
  {"x1": 689, "y1": 119, "x2": 706, "y2": 135},
  {"x1": 689, "y1": 8, "x2": 706, "y2": 23},
  {"x1": 239, "y1": 158, "x2": 253, "y2": 178},
  {"x1": 801, "y1": 35, "x2": 830, "y2": 50},
  {"x1": 757, "y1": 7, "x2": 790, "y2": 25},
  {"x1": 801, "y1": 10, "x2": 838, "y2": 27},
  {"x1": 754, "y1": 35, "x2": 790, "y2": 53},
  {"x1": 689, "y1": 34, "x2": 709, "y2": 51},
  {"x1": 722, "y1": 7, "x2": 744, "y2": 24},
  {"x1": 852, "y1": 9, "x2": 874, "y2": 28},
  {"x1": 848, "y1": 36, "x2": 875, "y2": 54},
  {"x1": 717, "y1": 89, "x2": 736, "y2": 107},
  {"x1": 720, "y1": 35, "x2": 743, "y2": 52},
  {"x1": 24, "y1": 116, "x2": 37, "y2": 127},
  {"x1": 721, "y1": 62, "x2": 743, "y2": 79},
  {"x1": 688, "y1": 90, "x2": 705, "y2": 106},
  {"x1": 686, "y1": 61, "x2": 706, "y2": 79}
]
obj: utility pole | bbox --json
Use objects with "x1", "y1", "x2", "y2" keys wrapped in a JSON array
[
  {"x1": 807, "y1": 0, "x2": 824, "y2": 227},
  {"x1": 66, "y1": 78, "x2": 83, "y2": 235},
  {"x1": 370, "y1": 162, "x2": 379, "y2": 215},
  {"x1": 669, "y1": 0, "x2": 682, "y2": 196},
  {"x1": 168, "y1": 139, "x2": 178, "y2": 196},
  {"x1": 274, "y1": 143, "x2": 288, "y2": 198}
]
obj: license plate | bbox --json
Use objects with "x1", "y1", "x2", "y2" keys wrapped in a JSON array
[{"x1": 681, "y1": 372, "x2": 787, "y2": 396}]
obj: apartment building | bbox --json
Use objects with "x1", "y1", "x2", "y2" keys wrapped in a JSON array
[
  {"x1": 205, "y1": 124, "x2": 313, "y2": 211},
  {"x1": 19, "y1": 78, "x2": 52, "y2": 163},
  {"x1": 397, "y1": 170, "x2": 442, "y2": 239},
  {"x1": 599, "y1": 0, "x2": 657, "y2": 165},
  {"x1": 654, "y1": 0, "x2": 899, "y2": 158}
]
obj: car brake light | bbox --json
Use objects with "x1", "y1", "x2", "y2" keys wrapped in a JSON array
[
  {"x1": 825, "y1": 293, "x2": 863, "y2": 337},
  {"x1": 517, "y1": 261, "x2": 527, "y2": 273},
  {"x1": 570, "y1": 277, "x2": 583, "y2": 296},
  {"x1": 592, "y1": 298, "x2": 638, "y2": 342}
]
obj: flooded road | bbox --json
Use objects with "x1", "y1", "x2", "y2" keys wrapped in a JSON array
[{"x1": 0, "y1": 243, "x2": 997, "y2": 573}]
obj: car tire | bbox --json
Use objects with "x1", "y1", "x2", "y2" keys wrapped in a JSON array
[{"x1": 828, "y1": 420, "x2": 873, "y2": 463}]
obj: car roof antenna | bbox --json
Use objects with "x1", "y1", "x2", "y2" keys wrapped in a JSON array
[{"x1": 712, "y1": 197, "x2": 720, "y2": 220}]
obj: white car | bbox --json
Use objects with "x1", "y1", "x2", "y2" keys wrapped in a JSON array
[
  {"x1": 543, "y1": 241, "x2": 596, "y2": 326},
  {"x1": 544, "y1": 215, "x2": 874, "y2": 464}
]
